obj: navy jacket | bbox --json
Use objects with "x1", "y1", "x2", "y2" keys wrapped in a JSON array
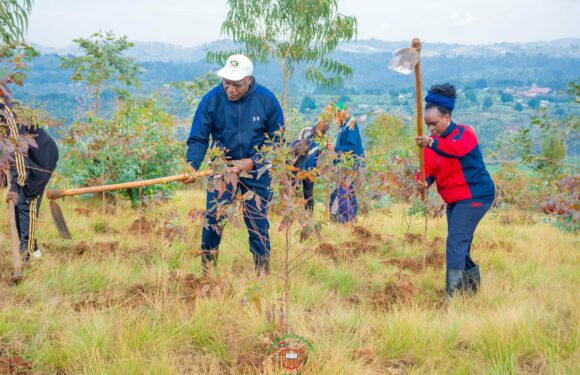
[
  {"x1": 8, "y1": 124, "x2": 59, "y2": 197},
  {"x1": 335, "y1": 118, "x2": 365, "y2": 167},
  {"x1": 291, "y1": 126, "x2": 322, "y2": 171},
  {"x1": 186, "y1": 78, "x2": 284, "y2": 182}
]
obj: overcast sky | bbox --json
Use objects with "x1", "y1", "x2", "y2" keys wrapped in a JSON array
[{"x1": 27, "y1": 0, "x2": 579, "y2": 47}]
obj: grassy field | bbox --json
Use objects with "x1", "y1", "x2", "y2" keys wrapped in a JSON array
[{"x1": 0, "y1": 188, "x2": 578, "y2": 374}]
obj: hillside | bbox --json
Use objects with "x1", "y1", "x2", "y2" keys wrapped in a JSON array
[{"x1": 0, "y1": 190, "x2": 577, "y2": 373}]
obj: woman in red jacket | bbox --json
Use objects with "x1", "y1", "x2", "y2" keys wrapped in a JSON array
[{"x1": 416, "y1": 83, "x2": 495, "y2": 300}]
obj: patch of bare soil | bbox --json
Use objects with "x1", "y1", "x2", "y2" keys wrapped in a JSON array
[
  {"x1": 129, "y1": 217, "x2": 154, "y2": 235},
  {"x1": 74, "y1": 207, "x2": 91, "y2": 216},
  {"x1": 518, "y1": 356, "x2": 548, "y2": 374},
  {"x1": 403, "y1": 232, "x2": 422, "y2": 245},
  {"x1": 72, "y1": 292, "x2": 117, "y2": 312},
  {"x1": 316, "y1": 243, "x2": 339, "y2": 260},
  {"x1": 122, "y1": 283, "x2": 163, "y2": 309},
  {"x1": 158, "y1": 222, "x2": 185, "y2": 244},
  {"x1": 371, "y1": 277, "x2": 417, "y2": 311},
  {"x1": 73, "y1": 274, "x2": 231, "y2": 311},
  {"x1": 235, "y1": 351, "x2": 266, "y2": 374},
  {"x1": 342, "y1": 241, "x2": 380, "y2": 257},
  {"x1": 429, "y1": 236, "x2": 445, "y2": 250},
  {"x1": 111, "y1": 274, "x2": 233, "y2": 309},
  {"x1": 385, "y1": 251, "x2": 445, "y2": 272},
  {"x1": 352, "y1": 225, "x2": 384, "y2": 242},
  {"x1": 316, "y1": 226, "x2": 385, "y2": 262},
  {"x1": 73, "y1": 241, "x2": 119, "y2": 256},
  {"x1": 383, "y1": 358, "x2": 416, "y2": 375},
  {"x1": 0, "y1": 345, "x2": 32, "y2": 375},
  {"x1": 352, "y1": 347, "x2": 376, "y2": 364},
  {"x1": 170, "y1": 273, "x2": 232, "y2": 302}
]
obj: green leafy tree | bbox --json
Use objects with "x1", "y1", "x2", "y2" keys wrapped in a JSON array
[
  {"x1": 59, "y1": 95, "x2": 182, "y2": 204},
  {"x1": 60, "y1": 31, "x2": 141, "y2": 116},
  {"x1": 482, "y1": 96, "x2": 493, "y2": 110},
  {"x1": 299, "y1": 95, "x2": 316, "y2": 113},
  {"x1": 514, "y1": 83, "x2": 578, "y2": 181},
  {"x1": 0, "y1": 0, "x2": 36, "y2": 93},
  {"x1": 500, "y1": 91, "x2": 514, "y2": 103},
  {"x1": 364, "y1": 113, "x2": 413, "y2": 153},
  {"x1": 465, "y1": 90, "x2": 478, "y2": 106},
  {"x1": 170, "y1": 72, "x2": 221, "y2": 119},
  {"x1": 208, "y1": 0, "x2": 358, "y2": 118},
  {"x1": 1, "y1": 0, "x2": 37, "y2": 177},
  {"x1": 0, "y1": 0, "x2": 33, "y2": 44},
  {"x1": 527, "y1": 97, "x2": 540, "y2": 109}
]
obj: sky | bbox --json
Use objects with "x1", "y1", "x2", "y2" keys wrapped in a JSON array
[{"x1": 26, "y1": 0, "x2": 580, "y2": 47}]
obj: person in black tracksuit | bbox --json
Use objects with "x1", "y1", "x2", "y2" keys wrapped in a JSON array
[{"x1": 3, "y1": 102, "x2": 59, "y2": 260}]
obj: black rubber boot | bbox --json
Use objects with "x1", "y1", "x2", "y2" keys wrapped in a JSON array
[
  {"x1": 253, "y1": 253, "x2": 270, "y2": 276},
  {"x1": 201, "y1": 251, "x2": 218, "y2": 275},
  {"x1": 446, "y1": 268, "x2": 468, "y2": 302},
  {"x1": 464, "y1": 265, "x2": 481, "y2": 294}
]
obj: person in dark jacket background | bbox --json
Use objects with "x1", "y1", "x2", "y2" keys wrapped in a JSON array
[
  {"x1": 3, "y1": 100, "x2": 59, "y2": 261},
  {"x1": 416, "y1": 83, "x2": 495, "y2": 300},
  {"x1": 290, "y1": 120, "x2": 329, "y2": 212},
  {"x1": 328, "y1": 102, "x2": 365, "y2": 223},
  {"x1": 185, "y1": 54, "x2": 284, "y2": 276}
]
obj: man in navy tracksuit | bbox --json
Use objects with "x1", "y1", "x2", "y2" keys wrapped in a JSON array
[
  {"x1": 185, "y1": 55, "x2": 284, "y2": 275},
  {"x1": 3, "y1": 100, "x2": 59, "y2": 261}
]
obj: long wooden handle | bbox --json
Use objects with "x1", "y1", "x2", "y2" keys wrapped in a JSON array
[
  {"x1": 4, "y1": 167, "x2": 22, "y2": 275},
  {"x1": 412, "y1": 37, "x2": 426, "y2": 201},
  {"x1": 47, "y1": 170, "x2": 213, "y2": 200},
  {"x1": 8, "y1": 199, "x2": 22, "y2": 274}
]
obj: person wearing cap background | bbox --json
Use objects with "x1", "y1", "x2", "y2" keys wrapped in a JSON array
[
  {"x1": 185, "y1": 54, "x2": 284, "y2": 276},
  {"x1": 415, "y1": 83, "x2": 495, "y2": 301},
  {"x1": 289, "y1": 118, "x2": 330, "y2": 212},
  {"x1": 327, "y1": 102, "x2": 365, "y2": 223}
]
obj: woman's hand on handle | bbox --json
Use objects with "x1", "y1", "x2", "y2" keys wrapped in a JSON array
[
  {"x1": 415, "y1": 136, "x2": 432, "y2": 148},
  {"x1": 416, "y1": 180, "x2": 428, "y2": 194}
]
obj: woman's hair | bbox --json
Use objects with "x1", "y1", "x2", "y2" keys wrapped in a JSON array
[{"x1": 425, "y1": 83, "x2": 456, "y2": 115}]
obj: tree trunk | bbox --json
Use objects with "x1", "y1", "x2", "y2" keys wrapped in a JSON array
[
  {"x1": 282, "y1": 59, "x2": 288, "y2": 124},
  {"x1": 95, "y1": 86, "x2": 100, "y2": 117},
  {"x1": 284, "y1": 225, "x2": 290, "y2": 333}
]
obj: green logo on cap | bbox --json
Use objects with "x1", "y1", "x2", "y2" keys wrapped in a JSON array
[{"x1": 229, "y1": 59, "x2": 239, "y2": 68}]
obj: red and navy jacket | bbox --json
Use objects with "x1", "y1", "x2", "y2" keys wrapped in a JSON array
[{"x1": 422, "y1": 122, "x2": 495, "y2": 204}]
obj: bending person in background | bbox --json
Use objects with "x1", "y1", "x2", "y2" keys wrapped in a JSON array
[
  {"x1": 415, "y1": 83, "x2": 495, "y2": 300},
  {"x1": 290, "y1": 120, "x2": 329, "y2": 212},
  {"x1": 328, "y1": 102, "x2": 365, "y2": 223},
  {"x1": 3, "y1": 99, "x2": 59, "y2": 262}
]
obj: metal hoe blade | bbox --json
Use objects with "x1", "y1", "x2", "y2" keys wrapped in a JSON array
[
  {"x1": 49, "y1": 200, "x2": 72, "y2": 239},
  {"x1": 388, "y1": 47, "x2": 420, "y2": 75}
]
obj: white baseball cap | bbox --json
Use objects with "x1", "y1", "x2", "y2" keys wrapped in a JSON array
[{"x1": 217, "y1": 54, "x2": 253, "y2": 81}]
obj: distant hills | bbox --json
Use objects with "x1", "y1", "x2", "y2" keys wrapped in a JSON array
[
  {"x1": 32, "y1": 38, "x2": 580, "y2": 62},
  {"x1": 15, "y1": 38, "x2": 580, "y2": 124}
]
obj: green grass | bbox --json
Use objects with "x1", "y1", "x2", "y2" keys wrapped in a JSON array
[{"x1": 0, "y1": 189, "x2": 578, "y2": 374}]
